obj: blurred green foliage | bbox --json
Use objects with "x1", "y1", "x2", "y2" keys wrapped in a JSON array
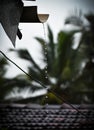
[{"x1": 0, "y1": 12, "x2": 94, "y2": 104}]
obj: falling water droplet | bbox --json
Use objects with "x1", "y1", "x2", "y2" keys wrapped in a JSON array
[
  {"x1": 45, "y1": 95, "x2": 49, "y2": 105},
  {"x1": 45, "y1": 47, "x2": 47, "y2": 50},
  {"x1": 45, "y1": 95, "x2": 48, "y2": 99},
  {"x1": 45, "y1": 70, "x2": 47, "y2": 74},
  {"x1": 45, "y1": 76, "x2": 48, "y2": 79},
  {"x1": 45, "y1": 52, "x2": 47, "y2": 55}
]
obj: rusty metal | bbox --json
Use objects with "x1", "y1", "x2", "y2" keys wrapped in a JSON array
[{"x1": 20, "y1": 6, "x2": 49, "y2": 23}]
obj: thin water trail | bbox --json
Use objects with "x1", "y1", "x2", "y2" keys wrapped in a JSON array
[
  {"x1": 42, "y1": 23, "x2": 48, "y2": 80},
  {"x1": 42, "y1": 23, "x2": 49, "y2": 103}
]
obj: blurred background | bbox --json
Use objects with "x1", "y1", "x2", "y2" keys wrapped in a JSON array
[{"x1": 0, "y1": 0, "x2": 94, "y2": 104}]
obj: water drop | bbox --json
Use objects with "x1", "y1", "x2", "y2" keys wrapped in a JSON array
[
  {"x1": 45, "y1": 70, "x2": 47, "y2": 73},
  {"x1": 45, "y1": 52, "x2": 47, "y2": 55},
  {"x1": 45, "y1": 47, "x2": 47, "y2": 50},
  {"x1": 45, "y1": 95, "x2": 48, "y2": 99},
  {"x1": 45, "y1": 76, "x2": 48, "y2": 79}
]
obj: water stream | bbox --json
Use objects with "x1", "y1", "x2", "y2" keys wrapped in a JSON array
[{"x1": 42, "y1": 23, "x2": 49, "y2": 104}]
